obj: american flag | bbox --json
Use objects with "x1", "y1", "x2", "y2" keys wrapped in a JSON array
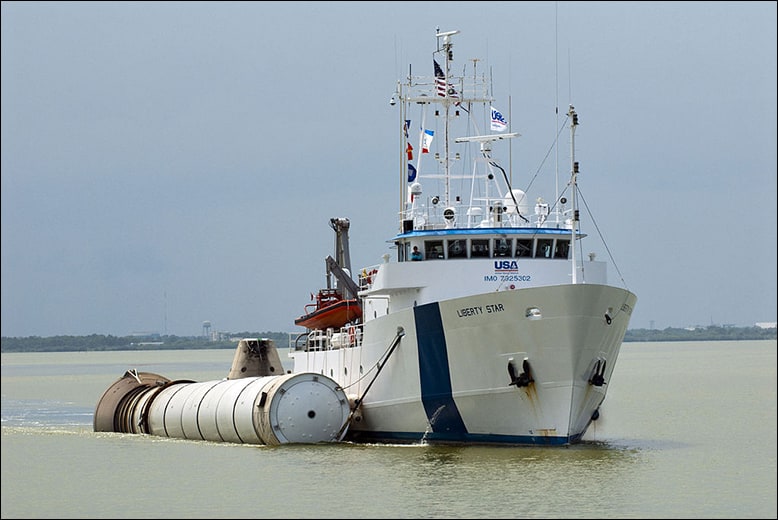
[
  {"x1": 433, "y1": 60, "x2": 458, "y2": 100},
  {"x1": 434, "y1": 60, "x2": 447, "y2": 97}
]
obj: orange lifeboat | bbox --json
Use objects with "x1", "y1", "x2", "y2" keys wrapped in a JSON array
[{"x1": 294, "y1": 288, "x2": 362, "y2": 330}]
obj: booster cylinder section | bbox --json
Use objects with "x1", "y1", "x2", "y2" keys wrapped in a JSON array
[{"x1": 94, "y1": 339, "x2": 351, "y2": 445}]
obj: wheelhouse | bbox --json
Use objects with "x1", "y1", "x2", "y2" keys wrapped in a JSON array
[{"x1": 396, "y1": 229, "x2": 577, "y2": 262}]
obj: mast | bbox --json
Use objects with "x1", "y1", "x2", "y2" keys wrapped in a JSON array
[
  {"x1": 568, "y1": 105, "x2": 580, "y2": 284},
  {"x1": 394, "y1": 79, "x2": 403, "y2": 234},
  {"x1": 436, "y1": 29, "x2": 459, "y2": 206},
  {"x1": 395, "y1": 29, "x2": 495, "y2": 230}
]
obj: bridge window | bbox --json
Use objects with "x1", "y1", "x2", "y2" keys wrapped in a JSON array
[
  {"x1": 447, "y1": 239, "x2": 466, "y2": 258},
  {"x1": 425, "y1": 240, "x2": 444, "y2": 260},
  {"x1": 554, "y1": 240, "x2": 570, "y2": 259},
  {"x1": 516, "y1": 239, "x2": 533, "y2": 257},
  {"x1": 493, "y1": 238, "x2": 511, "y2": 257},
  {"x1": 537, "y1": 239, "x2": 554, "y2": 258},
  {"x1": 471, "y1": 239, "x2": 489, "y2": 258}
]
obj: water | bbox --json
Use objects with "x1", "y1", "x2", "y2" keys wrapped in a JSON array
[{"x1": 2, "y1": 341, "x2": 776, "y2": 518}]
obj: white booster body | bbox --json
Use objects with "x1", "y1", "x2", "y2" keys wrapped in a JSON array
[
  {"x1": 94, "y1": 339, "x2": 352, "y2": 445},
  {"x1": 146, "y1": 373, "x2": 350, "y2": 445}
]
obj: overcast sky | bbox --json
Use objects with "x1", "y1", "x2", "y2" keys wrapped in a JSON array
[{"x1": 2, "y1": 1, "x2": 776, "y2": 338}]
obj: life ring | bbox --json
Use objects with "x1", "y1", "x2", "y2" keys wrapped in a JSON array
[
  {"x1": 348, "y1": 326, "x2": 356, "y2": 346},
  {"x1": 366, "y1": 269, "x2": 378, "y2": 284}
]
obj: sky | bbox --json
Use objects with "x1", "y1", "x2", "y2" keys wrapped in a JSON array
[{"x1": 2, "y1": 1, "x2": 776, "y2": 338}]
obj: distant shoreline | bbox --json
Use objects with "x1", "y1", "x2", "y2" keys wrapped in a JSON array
[{"x1": 1, "y1": 326, "x2": 775, "y2": 353}]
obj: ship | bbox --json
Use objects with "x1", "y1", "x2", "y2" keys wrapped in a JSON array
[
  {"x1": 93, "y1": 28, "x2": 637, "y2": 448},
  {"x1": 288, "y1": 28, "x2": 638, "y2": 446}
]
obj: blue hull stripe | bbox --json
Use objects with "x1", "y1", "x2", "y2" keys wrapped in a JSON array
[{"x1": 414, "y1": 302, "x2": 468, "y2": 438}]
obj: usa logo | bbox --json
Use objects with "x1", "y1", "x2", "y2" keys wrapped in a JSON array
[{"x1": 494, "y1": 260, "x2": 519, "y2": 272}]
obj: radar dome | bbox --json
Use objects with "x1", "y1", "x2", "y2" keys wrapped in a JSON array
[{"x1": 503, "y1": 189, "x2": 529, "y2": 215}]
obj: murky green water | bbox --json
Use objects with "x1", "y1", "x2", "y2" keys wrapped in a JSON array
[{"x1": 2, "y1": 341, "x2": 776, "y2": 518}]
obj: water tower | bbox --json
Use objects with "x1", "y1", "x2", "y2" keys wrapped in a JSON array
[{"x1": 202, "y1": 321, "x2": 211, "y2": 339}]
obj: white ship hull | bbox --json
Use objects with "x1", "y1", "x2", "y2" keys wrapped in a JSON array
[{"x1": 290, "y1": 282, "x2": 635, "y2": 445}]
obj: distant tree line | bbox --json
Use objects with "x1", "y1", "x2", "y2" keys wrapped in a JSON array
[
  {"x1": 0, "y1": 331, "x2": 297, "y2": 353},
  {"x1": 1, "y1": 326, "x2": 774, "y2": 353},
  {"x1": 624, "y1": 325, "x2": 776, "y2": 342}
]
